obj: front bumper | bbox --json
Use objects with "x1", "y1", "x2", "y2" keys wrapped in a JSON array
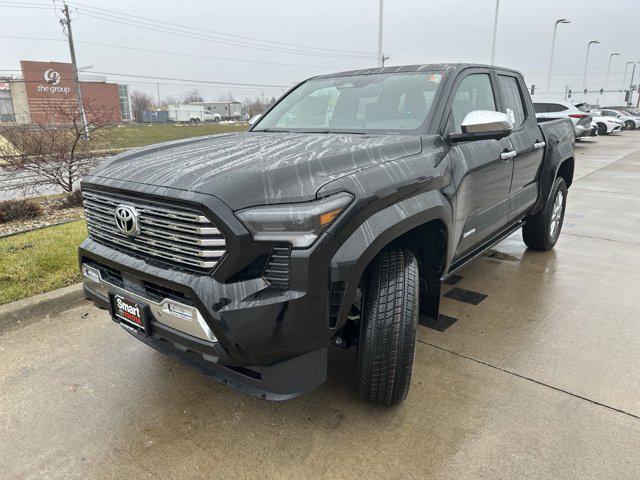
[{"x1": 81, "y1": 257, "x2": 327, "y2": 400}]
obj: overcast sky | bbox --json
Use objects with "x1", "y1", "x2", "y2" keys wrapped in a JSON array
[{"x1": 3, "y1": 0, "x2": 640, "y2": 104}]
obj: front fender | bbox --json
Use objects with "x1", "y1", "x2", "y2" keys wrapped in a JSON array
[{"x1": 328, "y1": 190, "x2": 453, "y2": 330}]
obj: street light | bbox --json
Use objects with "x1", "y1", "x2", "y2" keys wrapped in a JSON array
[
  {"x1": 628, "y1": 61, "x2": 639, "y2": 107},
  {"x1": 490, "y1": 0, "x2": 500, "y2": 65},
  {"x1": 622, "y1": 61, "x2": 635, "y2": 89},
  {"x1": 602, "y1": 52, "x2": 620, "y2": 105},
  {"x1": 377, "y1": 0, "x2": 384, "y2": 67},
  {"x1": 581, "y1": 40, "x2": 601, "y2": 100},
  {"x1": 546, "y1": 18, "x2": 570, "y2": 97}
]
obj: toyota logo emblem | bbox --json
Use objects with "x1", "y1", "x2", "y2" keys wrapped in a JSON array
[{"x1": 114, "y1": 205, "x2": 140, "y2": 236}]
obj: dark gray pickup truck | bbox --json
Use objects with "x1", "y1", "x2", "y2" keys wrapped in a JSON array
[{"x1": 79, "y1": 64, "x2": 574, "y2": 406}]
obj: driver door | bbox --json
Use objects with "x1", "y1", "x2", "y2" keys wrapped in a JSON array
[{"x1": 445, "y1": 70, "x2": 515, "y2": 259}]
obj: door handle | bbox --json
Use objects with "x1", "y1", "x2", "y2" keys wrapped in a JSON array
[
  {"x1": 500, "y1": 150, "x2": 517, "y2": 161},
  {"x1": 533, "y1": 141, "x2": 546, "y2": 150}
]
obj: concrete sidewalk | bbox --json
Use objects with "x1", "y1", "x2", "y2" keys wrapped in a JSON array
[{"x1": 2, "y1": 133, "x2": 640, "y2": 479}]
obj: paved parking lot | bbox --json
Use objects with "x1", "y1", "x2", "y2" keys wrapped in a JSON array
[{"x1": 2, "y1": 132, "x2": 640, "y2": 479}]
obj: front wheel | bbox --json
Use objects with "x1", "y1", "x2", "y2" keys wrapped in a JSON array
[
  {"x1": 357, "y1": 247, "x2": 419, "y2": 406},
  {"x1": 625, "y1": 120, "x2": 635, "y2": 130},
  {"x1": 597, "y1": 123, "x2": 608, "y2": 136},
  {"x1": 522, "y1": 177, "x2": 567, "y2": 251}
]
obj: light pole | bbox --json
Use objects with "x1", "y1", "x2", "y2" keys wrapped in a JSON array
[
  {"x1": 628, "y1": 62, "x2": 639, "y2": 107},
  {"x1": 377, "y1": 0, "x2": 384, "y2": 67},
  {"x1": 546, "y1": 18, "x2": 570, "y2": 96},
  {"x1": 581, "y1": 40, "x2": 601, "y2": 100},
  {"x1": 490, "y1": 0, "x2": 500, "y2": 64},
  {"x1": 602, "y1": 52, "x2": 620, "y2": 105},
  {"x1": 622, "y1": 61, "x2": 635, "y2": 89}
]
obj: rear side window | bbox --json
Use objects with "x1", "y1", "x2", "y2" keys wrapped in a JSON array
[
  {"x1": 546, "y1": 103, "x2": 567, "y2": 113},
  {"x1": 533, "y1": 103, "x2": 546, "y2": 113},
  {"x1": 450, "y1": 73, "x2": 497, "y2": 133},
  {"x1": 498, "y1": 75, "x2": 526, "y2": 127}
]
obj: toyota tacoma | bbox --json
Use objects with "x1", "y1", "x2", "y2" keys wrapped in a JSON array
[{"x1": 79, "y1": 64, "x2": 575, "y2": 406}]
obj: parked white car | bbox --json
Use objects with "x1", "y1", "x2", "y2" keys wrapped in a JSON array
[
  {"x1": 601, "y1": 107, "x2": 640, "y2": 129},
  {"x1": 533, "y1": 101, "x2": 593, "y2": 138},
  {"x1": 590, "y1": 113, "x2": 624, "y2": 135},
  {"x1": 595, "y1": 109, "x2": 640, "y2": 130}
]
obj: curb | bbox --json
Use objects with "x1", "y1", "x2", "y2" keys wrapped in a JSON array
[{"x1": 0, "y1": 283, "x2": 87, "y2": 330}]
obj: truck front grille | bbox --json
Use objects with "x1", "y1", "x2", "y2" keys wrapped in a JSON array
[{"x1": 82, "y1": 190, "x2": 226, "y2": 272}]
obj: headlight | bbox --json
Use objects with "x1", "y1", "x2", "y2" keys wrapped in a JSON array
[{"x1": 235, "y1": 192, "x2": 354, "y2": 248}]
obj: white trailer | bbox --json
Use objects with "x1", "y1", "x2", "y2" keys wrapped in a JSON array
[
  {"x1": 189, "y1": 102, "x2": 243, "y2": 120},
  {"x1": 167, "y1": 104, "x2": 205, "y2": 123}
]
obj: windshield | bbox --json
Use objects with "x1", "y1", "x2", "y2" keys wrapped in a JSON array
[{"x1": 254, "y1": 71, "x2": 444, "y2": 134}]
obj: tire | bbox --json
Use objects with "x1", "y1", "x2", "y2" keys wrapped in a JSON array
[
  {"x1": 522, "y1": 177, "x2": 567, "y2": 251},
  {"x1": 357, "y1": 247, "x2": 419, "y2": 406},
  {"x1": 597, "y1": 123, "x2": 608, "y2": 135},
  {"x1": 624, "y1": 120, "x2": 634, "y2": 130}
]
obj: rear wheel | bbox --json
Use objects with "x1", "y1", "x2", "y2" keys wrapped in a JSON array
[
  {"x1": 597, "y1": 122, "x2": 608, "y2": 135},
  {"x1": 357, "y1": 247, "x2": 419, "y2": 406},
  {"x1": 522, "y1": 177, "x2": 567, "y2": 251}
]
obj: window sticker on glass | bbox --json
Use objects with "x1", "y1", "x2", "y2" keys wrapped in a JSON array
[{"x1": 428, "y1": 74, "x2": 442, "y2": 84}]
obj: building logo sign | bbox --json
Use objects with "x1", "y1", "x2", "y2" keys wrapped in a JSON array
[
  {"x1": 37, "y1": 69, "x2": 71, "y2": 94},
  {"x1": 43, "y1": 69, "x2": 61, "y2": 85}
]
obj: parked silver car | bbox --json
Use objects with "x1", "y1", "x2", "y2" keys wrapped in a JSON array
[{"x1": 534, "y1": 101, "x2": 592, "y2": 138}]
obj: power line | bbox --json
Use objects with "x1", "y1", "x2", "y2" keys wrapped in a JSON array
[
  {"x1": 73, "y1": 10, "x2": 374, "y2": 60},
  {"x1": 0, "y1": 35, "x2": 347, "y2": 70},
  {"x1": 66, "y1": 0, "x2": 375, "y2": 57}
]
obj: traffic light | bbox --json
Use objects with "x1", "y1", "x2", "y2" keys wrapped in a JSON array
[
  {"x1": 530, "y1": 84, "x2": 535, "y2": 95},
  {"x1": 567, "y1": 89, "x2": 572, "y2": 98}
]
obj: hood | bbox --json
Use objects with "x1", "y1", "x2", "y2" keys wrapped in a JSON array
[{"x1": 87, "y1": 131, "x2": 422, "y2": 210}]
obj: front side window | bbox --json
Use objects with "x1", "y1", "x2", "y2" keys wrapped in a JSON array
[
  {"x1": 498, "y1": 75, "x2": 526, "y2": 127},
  {"x1": 450, "y1": 74, "x2": 497, "y2": 133},
  {"x1": 254, "y1": 71, "x2": 444, "y2": 134}
]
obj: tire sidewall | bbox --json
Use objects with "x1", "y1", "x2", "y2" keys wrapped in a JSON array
[
  {"x1": 597, "y1": 123, "x2": 607, "y2": 135},
  {"x1": 544, "y1": 178, "x2": 568, "y2": 248}
]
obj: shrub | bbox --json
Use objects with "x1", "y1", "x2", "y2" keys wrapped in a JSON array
[
  {"x1": 57, "y1": 190, "x2": 83, "y2": 209},
  {"x1": 0, "y1": 199, "x2": 43, "y2": 223}
]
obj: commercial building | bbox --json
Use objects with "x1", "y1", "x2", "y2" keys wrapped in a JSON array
[{"x1": 0, "y1": 60, "x2": 131, "y2": 124}]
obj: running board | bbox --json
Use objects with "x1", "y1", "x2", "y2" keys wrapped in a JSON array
[{"x1": 444, "y1": 220, "x2": 524, "y2": 279}]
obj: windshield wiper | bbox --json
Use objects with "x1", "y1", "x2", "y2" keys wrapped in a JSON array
[
  {"x1": 307, "y1": 129, "x2": 367, "y2": 135},
  {"x1": 253, "y1": 128, "x2": 291, "y2": 133}
]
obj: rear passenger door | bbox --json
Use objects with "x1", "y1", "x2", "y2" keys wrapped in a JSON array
[{"x1": 497, "y1": 73, "x2": 544, "y2": 219}]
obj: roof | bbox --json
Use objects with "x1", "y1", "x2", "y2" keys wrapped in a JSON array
[{"x1": 314, "y1": 63, "x2": 521, "y2": 79}]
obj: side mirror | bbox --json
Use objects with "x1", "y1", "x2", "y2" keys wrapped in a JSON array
[
  {"x1": 248, "y1": 114, "x2": 262, "y2": 127},
  {"x1": 448, "y1": 110, "x2": 513, "y2": 142}
]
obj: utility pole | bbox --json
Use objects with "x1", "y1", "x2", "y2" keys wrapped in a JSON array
[
  {"x1": 490, "y1": 0, "x2": 500, "y2": 65},
  {"x1": 156, "y1": 83, "x2": 161, "y2": 106},
  {"x1": 546, "y1": 19, "x2": 570, "y2": 96},
  {"x1": 377, "y1": 0, "x2": 384, "y2": 67},
  {"x1": 60, "y1": 2, "x2": 88, "y2": 140}
]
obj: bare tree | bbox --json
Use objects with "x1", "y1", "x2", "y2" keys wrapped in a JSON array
[
  {"x1": 0, "y1": 96, "x2": 116, "y2": 194},
  {"x1": 159, "y1": 95, "x2": 179, "y2": 107},
  {"x1": 130, "y1": 90, "x2": 154, "y2": 120},
  {"x1": 182, "y1": 90, "x2": 204, "y2": 103}
]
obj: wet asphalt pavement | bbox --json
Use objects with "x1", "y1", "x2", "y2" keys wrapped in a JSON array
[{"x1": 1, "y1": 131, "x2": 640, "y2": 479}]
